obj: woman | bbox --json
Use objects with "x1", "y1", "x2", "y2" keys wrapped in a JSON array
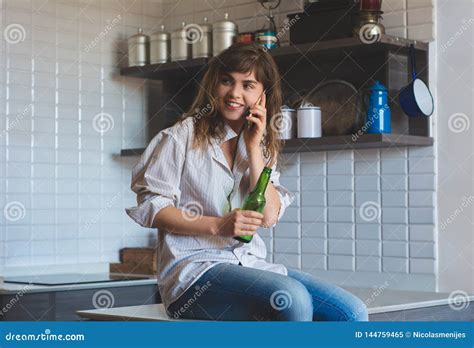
[{"x1": 126, "y1": 43, "x2": 368, "y2": 321}]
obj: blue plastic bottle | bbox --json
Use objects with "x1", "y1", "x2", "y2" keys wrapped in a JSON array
[{"x1": 366, "y1": 81, "x2": 391, "y2": 134}]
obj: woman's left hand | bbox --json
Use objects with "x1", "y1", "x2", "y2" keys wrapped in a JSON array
[{"x1": 243, "y1": 91, "x2": 266, "y2": 151}]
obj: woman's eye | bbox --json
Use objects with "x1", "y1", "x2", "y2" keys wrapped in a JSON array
[
  {"x1": 221, "y1": 78, "x2": 231, "y2": 85},
  {"x1": 244, "y1": 84, "x2": 254, "y2": 90}
]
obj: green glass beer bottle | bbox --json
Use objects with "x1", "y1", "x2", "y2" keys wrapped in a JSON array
[{"x1": 234, "y1": 167, "x2": 272, "y2": 243}]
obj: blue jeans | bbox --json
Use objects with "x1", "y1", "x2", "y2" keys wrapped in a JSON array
[{"x1": 166, "y1": 263, "x2": 369, "y2": 321}]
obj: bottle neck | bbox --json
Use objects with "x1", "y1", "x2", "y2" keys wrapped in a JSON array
[{"x1": 252, "y1": 167, "x2": 272, "y2": 195}]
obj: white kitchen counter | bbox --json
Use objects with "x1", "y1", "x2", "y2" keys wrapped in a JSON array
[
  {"x1": 0, "y1": 275, "x2": 157, "y2": 295},
  {"x1": 346, "y1": 287, "x2": 473, "y2": 314},
  {"x1": 0, "y1": 262, "x2": 157, "y2": 294},
  {"x1": 78, "y1": 304, "x2": 190, "y2": 321},
  {"x1": 76, "y1": 287, "x2": 474, "y2": 321}
]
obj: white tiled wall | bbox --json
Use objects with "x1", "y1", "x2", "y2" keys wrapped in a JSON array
[
  {"x1": 383, "y1": 0, "x2": 435, "y2": 40},
  {"x1": 272, "y1": 144, "x2": 438, "y2": 291},
  {"x1": 161, "y1": 0, "x2": 435, "y2": 43},
  {"x1": 0, "y1": 0, "x2": 164, "y2": 271},
  {"x1": 1, "y1": 0, "x2": 438, "y2": 292}
]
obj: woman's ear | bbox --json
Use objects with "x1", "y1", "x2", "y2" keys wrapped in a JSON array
[{"x1": 260, "y1": 90, "x2": 266, "y2": 107}]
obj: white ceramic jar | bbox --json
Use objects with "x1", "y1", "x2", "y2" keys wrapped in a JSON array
[{"x1": 297, "y1": 106, "x2": 322, "y2": 138}]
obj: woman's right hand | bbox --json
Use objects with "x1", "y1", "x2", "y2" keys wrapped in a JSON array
[{"x1": 214, "y1": 208, "x2": 264, "y2": 237}]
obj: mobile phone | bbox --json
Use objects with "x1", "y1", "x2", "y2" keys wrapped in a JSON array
[
  {"x1": 242, "y1": 106, "x2": 251, "y2": 118},
  {"x1": 241, "y1": 91, "x2": 265, "y2": 128},
  {"x1": 241, "y1": 106, "x2": 251, "y2": 128}
]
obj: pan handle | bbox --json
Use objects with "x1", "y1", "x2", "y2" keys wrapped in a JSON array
[{"x1": 410, "y1": 43, "x2": 417, "y2": 81}]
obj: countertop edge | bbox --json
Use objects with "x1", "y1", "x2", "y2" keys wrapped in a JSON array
[
  {"x1": 367, "y1": 296, "x2": 474, "y2": 314},
  {"x1": 0, "y1": 278, "x2": 157, "y2": 295}
]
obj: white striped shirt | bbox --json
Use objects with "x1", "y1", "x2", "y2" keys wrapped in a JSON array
[{"x1": 125, "y1": 117, "x2": 295, "y2": 308}]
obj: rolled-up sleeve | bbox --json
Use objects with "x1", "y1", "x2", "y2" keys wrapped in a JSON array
[
  {"x1": 125, "y1": 131, "x2": 185, "y2": 228},
  {"x1": 267, "y1": 162, "x2": 296, "y2": 228}
]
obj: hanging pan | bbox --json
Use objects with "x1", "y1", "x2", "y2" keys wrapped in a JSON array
[{"x1": 399, "y1": 43, "x2": 434, "y2": 117}]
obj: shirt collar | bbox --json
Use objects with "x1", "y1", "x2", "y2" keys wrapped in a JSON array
[
  {"x1": 210, "y1": 121, "x2": 249, "y2": 177},
  {"x1": 212, "y1": 121, "x2": 240, "y2": 146}
]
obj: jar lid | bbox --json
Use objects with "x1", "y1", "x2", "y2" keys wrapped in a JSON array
[
  {"x1": 129, "y1": 28, "x2": 150, "y2": 42},
  {"x1": 151, "y1": 26, "x2": 170, "y2": 40},
  {"x1": 151, "y1": 32, "x2": 170, "y2": 40},
  {"x1": 213, "y1": 13, "x2": 237, "y2": 31},
  {"x1": 281, "y1": 105, "x2": 296, "y2": 112},
  {"x1": 170, "y1": 22, "x2": 185, "y2": 39},
  {"x1": 298, "y1": 106, "x2": 321, "y2": 110},
  {"x1": 199, "y1": 17, "x2": 212, "y2": 32}
]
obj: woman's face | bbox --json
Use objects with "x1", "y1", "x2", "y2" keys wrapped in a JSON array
[{"x1": 216, "y1": 70, "x2": 264, "y2": 126}]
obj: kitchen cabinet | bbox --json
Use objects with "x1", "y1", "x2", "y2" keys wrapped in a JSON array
[
  {"x1": 0, "y1": 283, "x2": 160, "y2": 321},
  {"x1": 120, "y1": 35, "x2": 432, "y2": 156}
]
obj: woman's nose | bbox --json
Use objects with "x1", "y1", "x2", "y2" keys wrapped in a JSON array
[{"x1": 228, "y1": 84, "x2": 244, "y2": 98}]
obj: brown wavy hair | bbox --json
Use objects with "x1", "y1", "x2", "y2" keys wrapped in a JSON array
[{"x1": 177, "y1": 43, "x2": 283, "y2": 167}]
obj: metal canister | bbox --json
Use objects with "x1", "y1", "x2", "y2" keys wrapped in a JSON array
[
  {"x1": 279, "y1": 106, "x2": 297, "y2": 140},
  {"x1": 128, "y1": 28, "x2": 149, "y2": 67},
  {"x1": 150, "y1": 25, "x2": 170, "y2": 64},
  {"x1": 255, "y1": 30, "x2": 278, "y2": 51},
  {"x1": 297, "y1": 105, "x2": 322, "y2": 138},
  {"x1": 212, "y1": 13, "x2": 238, "y2": 56},
  {"x1": 192, "y1": 17, "x2": 212, "y2": 59},
  {"x1": 171, "y1": 22, "x2": 191, "y2": 61}
]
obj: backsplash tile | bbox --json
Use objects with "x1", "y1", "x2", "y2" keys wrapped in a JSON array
[
  {"x1": 274, "y1": 237, "x2": 301, "y2": 254},
  {"x1": 328, "y1": 223, "x2": 354, "y2": 239},
  {"x1": 327, "y1": 175, "x2": 353, "y2": 191},
  {"x1": 274, "y1": 222, "x2": 300, "y2": 238},
  {"x1": 301, "y1": 222, "x2": 326, "y2": 238},
  {"x1": 328, "y1": 239, "x2": 354, "y2": 256},
  {"x1": 383, "y1": 241, "x2": 409, "y2": 258},
  {"x1": 355, "y1": 175, "x2": 380, "y2": 191},
  {"x1": 356, "y1": 256, "x2": 381, "y2": 272},
  {"x1": 301, "y1": 190, "x2": 326, "y2": 206},
  {"x1": 356, "y1": 240, "x2": 381, "y2": 256},
  {"x1": 383, "y1": 257, "x2": 409, "y2": 273},
  {"x1": 381, "y1": 191, "x2": 407, "y2": 207},
  {"x1": 410, "y1": 225, "x2": 435, "y2": 241},
  {"x1": 302, "y1": 238, "x2": 326, "y2": 254},
  {"x1": 327, "y1": 255, "x2": 354, "y2": 271},
  {"x1": 410, "y1": 258, "x2": 435, "y2": 274},
  {"x1": 302, "y1": 253, "x2": 326, "y2": 270},
  {"x1": 382, "y1": 224, "x2": 408, "y2": 241}
]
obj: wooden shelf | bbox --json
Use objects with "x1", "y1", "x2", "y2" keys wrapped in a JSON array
[
  {"x1": 120, "y1": 35, "x2": 432, "y2": 156},
  {"x1": 120, "y1": 58, "x2": 209, "y2": 80},
  {"x1": 121, "y1": 148, "x2": 147, "y2": 156},
  {"x1": 120, "y1": 35, "x2": 428, "y2": 81},
  {"x1": 120, "y1": 134, "x2": 433, "y2": 156},
  {"x1": 281, "y1": 133, "x2": 433, "y2": 152}
]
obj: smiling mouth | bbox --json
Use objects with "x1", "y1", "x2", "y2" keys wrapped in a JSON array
[{"x1": 224, "y1": 100, "x2": 245, "y2": 111}]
